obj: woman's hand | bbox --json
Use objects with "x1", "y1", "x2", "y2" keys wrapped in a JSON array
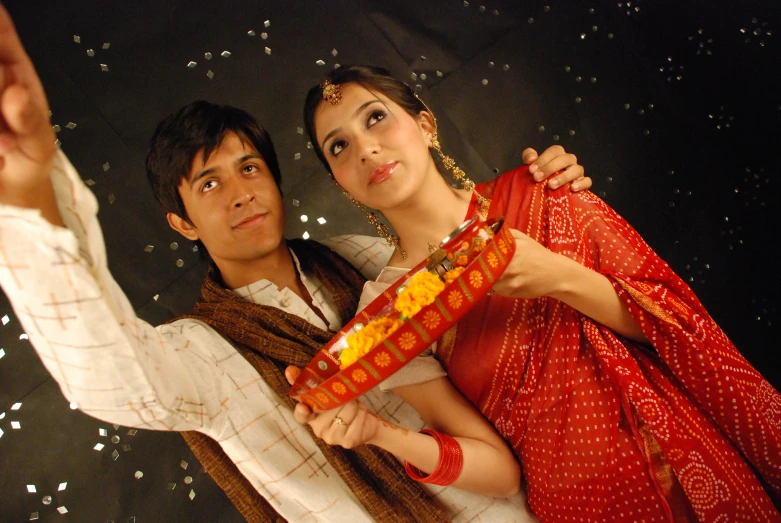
[
  {"x1": 285, "y1": 366, "x2": 379, "y2": 449},
  {"x1": 522, "y1": 145, "x2": 591, "y2": 192},
  {"x1": 492, "y1": 229, "x2": 566, "y2": 299}
]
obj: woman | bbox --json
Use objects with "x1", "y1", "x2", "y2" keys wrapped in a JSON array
[{"x1": 295, "y1": 65, "x2": 781, "y2": 521}]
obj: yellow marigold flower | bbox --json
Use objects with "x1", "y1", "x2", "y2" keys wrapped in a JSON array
[
  {"x1": 486, "y1": 251, "x2": 498, "y2": 268},
  {"x1": 443, "y1": 266, "x2": 466, "y2": 284},
  {"x1": 455, "y1": 255, "x2": 468, "y2": 267},
  {"x1": 394, "y1": 271, "x2": 444, "y2": 319},
  {"x1": 469, "y1": 270, "x2": 483, "y2": 288},
  {"x1": 474, "y1": 239, "x2": 486, "y2": 252},
  {"x1": 341, "y1": 316, "x2": 402, "y2": 369}
]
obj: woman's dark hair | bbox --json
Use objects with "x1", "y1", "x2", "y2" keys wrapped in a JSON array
[
  {"x1": 146, "y1": 100, "x2": 282, "y2": 223},
  {"x1": 303, "y1": 65, "x2": 427, "y2": 175}
]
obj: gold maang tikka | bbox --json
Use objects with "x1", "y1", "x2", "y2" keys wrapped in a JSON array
[
  {"x1": 414, "y1": 93, "x2": 476, "y2": 193},
  {"x1": 320, "y1": 79, "x2": 342, "y2": 105}
]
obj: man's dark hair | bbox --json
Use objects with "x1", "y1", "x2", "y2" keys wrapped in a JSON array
[{"x1": 146, "y1": 101, "x2": 282, "y2": 222}]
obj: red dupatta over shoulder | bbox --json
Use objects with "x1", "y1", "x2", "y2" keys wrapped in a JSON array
[{"x1": 443, "y1": 166, "x2": 781, "y2": 522}]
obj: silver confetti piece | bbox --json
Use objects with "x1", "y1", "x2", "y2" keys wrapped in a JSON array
[
  {"x1": 176, "y1": 259, "x2": 184, "y2": 268},
  {"x1": 134, "y1": 471, "x2": 143, "y2": 479},
  {"x1": 66, "y1": 122, "x2": 77, "y2": 129},
  {"x1": 11, "y1": 403, "x2": 21, "y2": 410},
  {"x1": 261, "y1": 32, "x2": 268, "y2": 40},
  {"x1": 331, "y1": 48, "x2": 338, "y2": 56},
  {"x1": 111, "y1": 435, "x2": 120, "y2": 444},
  {"x1": 204, "y1": 52, "x2": 212, "y2": 60},
  {"x1": 187, "y1": 61, "x2": 197, "y2": 68},
  {"x1": 300, "y1": 215, "x2": 308, "y2": 222},
  {"x1": 184, "y1": 476, "x2": 193, "y2": 484},
  {"x1": 317, "y1": 217, "x2": 326, "y2": 224},
  {"x1": 0, "y1": 427, "x2": 4, "y2": 438},
  {"x1": 2, "y1": 315, "x2": 9, "y2": 325},
  {"x1": 410, "y1": 72, "x2": 417, "y2": 80},
  {"x1": 153, "y1": 294, "x2": 159, "y2": 301},
  {"x1": 87, "y1": 49, "x2": 95, "y2": 57},
  {"x1": 100, "y1": 428, "x2": 108, "y2": 436},
  {"x1": 265, "y1": 47, "x2": 271, "y2": 55},
  {"x1": 69, "y1": 402, "x2": 79, "y2": 409},
  {"x1": 292, "y1": 199, "x2": 300, "y2": 207},
  {"x1": 42, "y1": 496, "x2": 52, "y2": 505},
  {"x1": 57, "y1": 507, "x2": 68, "y2": 514},
  {"x1": 167, "y1": 483, "x2": 177, "y2": 490},
  {"x1": 73, "y1": 35, "x2": 81, "y2": 43},
  {"x1": 108, "y1": 193, "x2": 116, "y2": 204},
  {"x1": 207, "y1": 70, "x2": 214, "y2": 79},
  {"x1": 85, "y1": 179, "x2": 96, "y2": 186},
  {"x1": 316, "y1": 60, "x2": 325, "y2": 66},
  {"x1": 180, "y1": 460, "x2": 189, "y2": 470},
  {"x1": 27, "y1": 485, "x2": 37, "y2": 493},
  {"x1": 53, "y1": 125, "x2": 61, "y2": 132},
  {"x1": 221, "y1": 50, "x2": 231, "y2": 58},
  {"x1": 127, "y1": 429, "x2": 137, "y2": 436},
  {"x1": 192, "y1": 245, "x2": 199, "y2": 252},
  {"x1": 248, "y1": 30, "x2": 256, "y2": 36},
  {"x1": 144, "y1": 245, "x2": 154, "y2": 253},
  {"x1": 19, "y1": 333, "x2": 28, "y2": 340},
  {"x1": 436, "y1": 71, "x2": 443, "y2": 77},
  {"x1": 170, "y1": 242, "x2": 179, "y2": 250},
  {"x1": 420, "y1": 73, "x2": 427, "y2": 81},
  {"x1": 189, "y1": 489, "x2": 196, "y2": 500},
  {"x1": 302, "y1": 231, "x2": 310, "y2": 240},
  {"x1": 102, "y1": 42, "x2": 110, "y2": 49},
  {"x1": 122, "y1": 444, "x2": 132, "y2": 451},
  {"x1": 297, "y1": 127, "x2": 303, "y2": 134},
  {"x1": 294, "y1": 153, "x2": 301, "y2": 160},
  {"x1": 112, "y1": 449, "x2": 120, "y2": 461},
  {"x1": 481, "y1": 79, "x2": 488, "y2": 85},
  {"x1": 11, "y1": 421, "x2": 21, "y2": 429},
  {"x1": 503, "y1": 64, "x2": 510, "y2": 71},
  {"x1": 100, "y1": 64, "x2": 109, "y2": 72},
  {"x1": 29, "y1": 512, "x2": 39, "y2": 521},
  {"x1": 58, "y1": 482, "x2": 67, "y2": 491},
  {"x1": 102, "y1": 162, "x2": 110, "y2": 171},
  {"x1": 264, "y1": 20, "x2": 271, "y2": 27}
]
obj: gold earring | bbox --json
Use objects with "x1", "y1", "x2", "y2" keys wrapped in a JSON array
[
  {"x1": 340, "y1": 187, "x2": 407, "y2": 259},
  {"x1": 414, "y1": 94, "x2": 476, "y2": 193}
]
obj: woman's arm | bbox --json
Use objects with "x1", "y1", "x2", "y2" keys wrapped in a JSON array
[
  {"x1": 287, "y1": 368, "x2": 521, "y2": 498},
  {"x1": 493, "y1": 228, "x2": 647, "y2": 342}
]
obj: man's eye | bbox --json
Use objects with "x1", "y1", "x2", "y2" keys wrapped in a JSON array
[
  {"x1": 202, "y1": 180, "x2": 218, "y2": 192},
  {"x1": 243, "y1": 164, "x2": 258, "y2": 173}
]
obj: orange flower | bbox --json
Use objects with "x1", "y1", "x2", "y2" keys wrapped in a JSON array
[
  {"x1": 374, "y1": 352, "x2": 391, "y2": 367},
  {"x1": 351, "y1": 369, "x2": 367, "y2": 383},
  {"x1": 332, "y1": 382, "x2": 347, "y2": 395},
  {"x1": 316, "y1": 392, "x2": 329, "y2": 405},
  {"x1": 421, "y1": 310, "x2": 441, "y2": 330},
  {"x1": 460, "y1": 241, "x2": 470, "y2": 250},
  {"x1": 455, "y1": 255, "x2": 468, "y2": 267},
  {"x1": 448, "y1": 290, "x2": 463, "y2": 309},
  {"x1": 498, "y1": 238, "x2": 508, "y2": 254},
  {"x1": 394, "y1": 271, "x2": 444, "y2": 319},
  {"x1": 443, "y1": 266, "x2": 465, "y2": 284},
  {"x1": 398, "y1": 332, "x2": 417, "y2": 351},
  {"x1": 469, "y1": 270, "x2": 483, "y2": 288},
  {"x1": 486, "y1": 251, "x2": 498, "y2": 268},
  {"x1": 474, "y1": 239, "x2": 486, "y2": 252}
]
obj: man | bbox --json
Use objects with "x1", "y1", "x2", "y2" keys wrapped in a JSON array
[{"x1": 0, "y1": 6, "x2": 589, "y2": 522}]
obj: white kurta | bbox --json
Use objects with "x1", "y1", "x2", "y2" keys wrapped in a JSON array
[{"x1": 0, "y1": 151, "x2": 534, "y2": 522}]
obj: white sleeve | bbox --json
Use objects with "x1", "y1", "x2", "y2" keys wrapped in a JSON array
[
  {"x1": 0, "y1": 151, "x2": 236, "y2": 434},
  {"x1": 320, "y1": 235, "x2": 393, "y2": 280}
]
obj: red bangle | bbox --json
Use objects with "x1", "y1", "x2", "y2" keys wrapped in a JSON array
[{"x1": 404, "y1": 429, "x2": 464, "y2": 486}]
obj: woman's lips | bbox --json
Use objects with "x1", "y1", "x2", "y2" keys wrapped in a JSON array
[
  {"x1": 369, "y1": 161, "x2": 399, "y2": 185},
  {"x1": 235, "y1": 213, "x2": 268, "y2": 229}
]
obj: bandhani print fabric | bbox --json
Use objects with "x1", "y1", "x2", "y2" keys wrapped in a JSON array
[{"x1": 444, "y1": 165, "x2": 781, "y2": 522}]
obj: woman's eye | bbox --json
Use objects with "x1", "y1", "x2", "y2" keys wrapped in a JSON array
[
  {"x1": 330, "y1": 140, "x2": 346, "y2": 156},
  {"x1": 367, "y1": 110, "x2": 386, "y2": 127}
]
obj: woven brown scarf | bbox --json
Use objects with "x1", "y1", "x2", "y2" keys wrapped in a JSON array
[{"x1": 176, "y1": 239, "x2": 449, "y2": 523}]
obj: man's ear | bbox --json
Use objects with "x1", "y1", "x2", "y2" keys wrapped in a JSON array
[{"x1": 167, "y1": 212, "x2": 199, "y2": 241}]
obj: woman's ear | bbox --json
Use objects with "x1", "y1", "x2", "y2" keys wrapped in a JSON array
[
  {"x1": 418, "y1": 110, "x2": 437, "y2": 145},
  {"x1": 167, "y1": 212, "x2": 200, "y2": 241}
]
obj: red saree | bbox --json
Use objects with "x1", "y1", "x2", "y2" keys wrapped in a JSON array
[{"x1": 443, "y1": 166, "x2": 781, "y2": 522}]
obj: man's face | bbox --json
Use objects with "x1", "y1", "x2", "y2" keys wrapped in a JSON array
[{"x1": 168, "y1": 131, "x2": 286, "y2": 267}]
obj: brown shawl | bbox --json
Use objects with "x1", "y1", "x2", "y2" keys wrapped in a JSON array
[{"x1": 176, "y1": 239, "x2": 449, "y2": 523}]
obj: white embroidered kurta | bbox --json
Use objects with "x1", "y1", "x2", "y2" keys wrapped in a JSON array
[{"x1": 0, "y1": 151, "x2": 534, "y2": 522}]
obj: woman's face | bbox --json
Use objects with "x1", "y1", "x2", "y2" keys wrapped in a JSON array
[{"x1": 314, "y1": 83, "x2": 437, "y2": 212}]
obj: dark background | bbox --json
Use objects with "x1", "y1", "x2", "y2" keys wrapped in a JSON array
[{"x1": 1, "y1": 0, "x2": 779, "y2": 521}]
